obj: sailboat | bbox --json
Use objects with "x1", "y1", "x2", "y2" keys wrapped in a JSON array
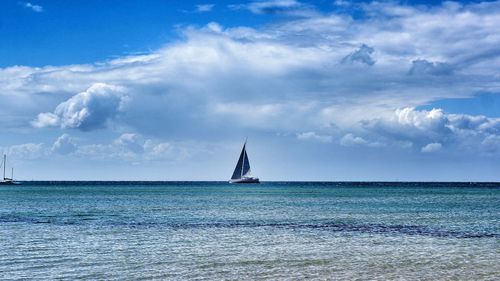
[
  {"x1": 0, "y1": 154, "x2": 17, "y2": 185},
  {"x1": 229, "y1": 139, "x2": 259, "y2": 183}
]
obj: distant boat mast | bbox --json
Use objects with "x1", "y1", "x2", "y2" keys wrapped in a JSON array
[{"x1": 0, "y1": 154, "x2": 17, "y2": 185}]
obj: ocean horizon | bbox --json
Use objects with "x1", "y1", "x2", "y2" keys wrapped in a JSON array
[
  {"x1": 1, "y1": 181, "x2": 498, "y2": 280},
  {"x1": 11, "y1": 180, "x2": 500, "y2": 184}
]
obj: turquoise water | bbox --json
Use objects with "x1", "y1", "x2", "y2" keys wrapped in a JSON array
[{"x1": 0, "y1": 182, "x2": 499, "y2": 280}]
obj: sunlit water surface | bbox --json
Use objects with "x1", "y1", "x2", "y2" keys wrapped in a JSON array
[{"x1": 0, "y1": 182, "x2": 499, "y2": 280}]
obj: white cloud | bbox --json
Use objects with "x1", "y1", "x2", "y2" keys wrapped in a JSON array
[
  {"x1": 75, "y1": 133, "x2": 145, "y2": 160},
  {"x1": 390, "y1": 107, "x2": 446, "y2": 133},
  {"x1": 356, "y1": 107, "x2": 500, "y2": 154},
  {"x1": 32, "y1": 83, "x2": 128, "y2": 130},
  {"x1": 481, "y1": 135, "x2": 500, "y2": 153},
  {"x1": 229, "y1": 0, "x2": 314, "y2": 16},
  {"x1": 143, "y1": 140, "x2": 192, "y2": 160},
  {"x1": 340, "y1": 133, "x2": 384, "y2": 147},
  {"x1": 333, "y1": 0, "x2": 350, "y2": 7},
  {"x1": 297, "y1": 131, "x2": 332, "y2": 143},
  {"x1": 196, "y1": 4, "x2": 214, "y2": 12},
  {"x1": 31, "y1": 112, "x2": 59, "y2": 128},
  {"x1": 2, "y1": 143, "x2": 45, "y2": 159},
  {"x1": 51, "y1": 134, "x2": 77, "y2": 155},
  {"x1": 22, "y1": 2, "x2": 43, "y2": 12},
  {"x1": 340, "y1": 133, "x2": 367, "y2": 146},
  {"x1": 421, "y1": 142, "x2": 442, "y2": 153},
  {"x1": 114, "y1": 133, "x2": 144, "y2": 154}
]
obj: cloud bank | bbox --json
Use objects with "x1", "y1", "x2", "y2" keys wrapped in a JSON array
[
  {"x1": 349, "y1": 107, "x2": 500, "y2": 155},
  {"x1": 0, "y1": 0, "x2": 499, "y2": 163}
]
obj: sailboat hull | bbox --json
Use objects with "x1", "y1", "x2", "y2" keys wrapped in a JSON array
[
  {"x1": 229, "y1": 177, "x2": 260, "y2": 184},
  {"x1": 0, "y1": 180, "x2": 16, "y2": 185}
]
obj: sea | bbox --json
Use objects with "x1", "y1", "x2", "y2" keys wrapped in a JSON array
[{"x1": 0, "y1": 181, "x2": 499, "y2": 280}]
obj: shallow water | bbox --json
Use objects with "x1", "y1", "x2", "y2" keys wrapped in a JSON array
[{"x1": 0, "y1": 182, "x2": 499, "y2": 280}]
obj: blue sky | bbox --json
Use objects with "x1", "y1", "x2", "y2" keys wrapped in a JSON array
[{"x1": 1, "y1": 0, "x2": 500, "y2": 181}]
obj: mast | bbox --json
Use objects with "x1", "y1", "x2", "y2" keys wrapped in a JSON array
[{"x1": 3, "y1": 155, "x2": 5, "y2": 180}]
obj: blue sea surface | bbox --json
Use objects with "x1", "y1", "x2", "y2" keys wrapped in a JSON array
[{"x1": 0, "y1": 182, "x2": 499, "y2": 280}]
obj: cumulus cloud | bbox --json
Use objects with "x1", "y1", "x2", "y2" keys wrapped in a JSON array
[
  {"x1": 341, "y1": 44, "x2": 375, "y2": 66},
  {"x1": 143, "y1": 140, "x2": 192, "y2": 160},
  {"x1": 357, "y1": 107, "x2": 500, "y2": 154},
  {"x1": 22, "y1": 2, "x2": 43, "y2": 12},
  {"x1": 340, "y1": 133, "x2": 367, "y2": 146},
  {"x1": 373, "y1": 107, "x2": 449, "y2": 138},
  {"x1": 32, "y1": 83, "x2": 128, "y2": 131},
  {"x1": 421, "y1": 142, "x2": 442, "y2": 153},
  {"x1": 51, "y1": 134, "x2": 77, "y2": 155},
  {"x1": 296, "y1": 132, "x2": 332, "y2": 143},
  {"x1": 114, "y1": 133, "x2": 144, "y2": 154},
  {"x1": 340, "y1": 133, "x2": 384, "y2": 147},
  {"x1": 31, "y1": 112, "x2": 59, "y2": 128}
]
